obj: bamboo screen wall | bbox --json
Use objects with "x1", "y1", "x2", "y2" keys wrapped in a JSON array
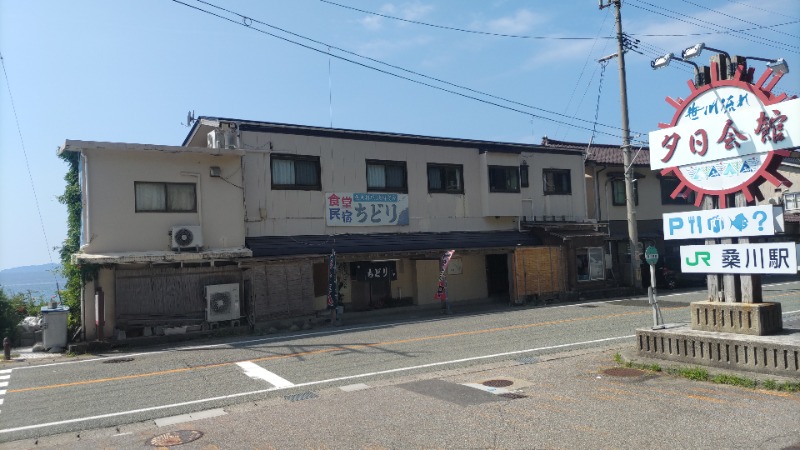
[
  {"x1": 512, "y1": 247, "x2": 565, "y2": 302},
  {"x1": 248, "y1": 261, "x2": 316, "y2": 321},
  {"x1": 115, "y1": 266, "x2": 242, "y2": 325}
]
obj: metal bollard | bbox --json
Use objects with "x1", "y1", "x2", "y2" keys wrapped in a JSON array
[{"x1": 3, "y1": 337, "x2": 10, "y2": 360}]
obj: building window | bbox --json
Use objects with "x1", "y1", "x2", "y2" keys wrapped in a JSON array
[
  {"x1": 488, "y1": 165, "x2": 520, "y2": 193},
  {"x1": 577, "y1": 247, "x2": 605, "y2": 281},
  {"x1": 660, "y1": 176, "x2": 695, "y2": 204},
  {"x1": 135, "y1": 182, "x2": 196, "y2": 212},
  {"x1": 612, "y1": 179, "x2": 639, "y2": 206},
  {"x1": 271, "y1": 154, "x2": 321, "y2": 190},
  {"x1": 520, "y1": 163, "x2": 529, "y2": 188},
  {"x1": 785, "y1": 192, "x2": 800, "y2": 211},
  {"x1": 543, "y1": 169, "x2": 571, "y2": 195},
  {"x1": 427, "y1": 163, "x2": 463, "y2": 193},
  {"x1": 367, "y1": 160, "x2": 407, "y2": 192}
]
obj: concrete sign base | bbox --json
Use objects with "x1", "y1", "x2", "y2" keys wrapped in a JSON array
[{"x1": 690, "y1": 301, "x2": 782, "y2": 336}]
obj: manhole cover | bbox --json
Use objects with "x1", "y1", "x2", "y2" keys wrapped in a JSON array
[
  {"x1": 147, "y1": 430, "x2": 203, "y2": 447},
  {"x1": 482, "y1": 379, "x2": 513, "y2": 388},
  {"x1": 602, "y1": 368, "x2": 646, "y2": 377},
  {"x1": 103, "y1": 358, "x2": 135, "y2": 364}
]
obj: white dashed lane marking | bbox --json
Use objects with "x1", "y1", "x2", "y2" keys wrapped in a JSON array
[
  {"x1": 0, "y1": 369, "x2": 9, "y2": 414},
  {"x1": 236, "y1": 361, "x2": 295, "y2": 388}
]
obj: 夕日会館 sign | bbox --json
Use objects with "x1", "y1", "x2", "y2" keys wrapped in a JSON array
[
  {"x1": 649, "y1": 94, "x2": 800, "y2": 171},
  {"x1": 663, "y1": 205, "x2": 784, "y2": 240},
  {"x1": 680, "y1": 242, "x2": 798, "y2": 274},
  {"x1": 325, "y1": 192, "x2": 409, "y2": 227}
]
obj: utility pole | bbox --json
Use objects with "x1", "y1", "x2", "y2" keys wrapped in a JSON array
[{"x1": 599, "y1": 0, "x2": 641, "y2": 290}]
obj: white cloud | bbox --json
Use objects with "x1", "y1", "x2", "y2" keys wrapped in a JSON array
[
  {"x1": 359, "y1": 2, "x2": 434, "y2": 31},
  {"x1": 356, "y1": 36, "x2": 433, "y2": 59},
  {"x1": 482, "y1": 9, "x2": 544, "y2": 35}
]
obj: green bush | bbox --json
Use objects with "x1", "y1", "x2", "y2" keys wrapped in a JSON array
[{"x1": 0, "y1": 288, "x2": 31, "y2": 343}]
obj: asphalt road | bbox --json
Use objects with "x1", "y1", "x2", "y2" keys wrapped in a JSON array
[{"x1": 1, "y1": 280, "x2": 798, "y2": 447}]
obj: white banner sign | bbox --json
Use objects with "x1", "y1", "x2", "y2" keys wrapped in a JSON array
[
  {"x1": 649, "y1": 93, "x2": 800, "y2": 171},
  {"x1": 325, "y1": 192, "x2": 409, "y2": 226},
  {"x1": 663, "y1": 205, "x2": 784, "y2": 240},
  {"x1": 680, "y1": 242, "x2": 798, "y2": 274}
]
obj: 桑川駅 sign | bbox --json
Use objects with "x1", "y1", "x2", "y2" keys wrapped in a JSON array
[
  {"x1": 325, "y1": 192, "x2": 409, "y2": 226},
  {"x1": 663, "y1": 205, "x2": 784, "y2": 240},
  {"x1": 648, "y1": 63, "x2": 793, "y2": 208},
  {"x1": 680, "y1": 242, "x2": 798, "y2": 274}
]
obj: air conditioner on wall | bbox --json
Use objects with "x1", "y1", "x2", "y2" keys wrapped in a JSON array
[
  {"x1": 205, "y1": 283, "x2": 241, "y2": 322},
  {"x1": 207, "y1": 129, "x2": 238, "y2": 150},
  {"x1": 171, "y1": 225, "x2": 203, "y2": 250}
]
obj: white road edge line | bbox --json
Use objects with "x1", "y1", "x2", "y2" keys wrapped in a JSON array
[
  {"x1": 0, "y1": 334, "x2": 633, "y2": 434},
  {"x1": 236, "y1": 361, "x2": 294, "y2": 388}
]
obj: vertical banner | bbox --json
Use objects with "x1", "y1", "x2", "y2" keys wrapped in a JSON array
[
  {"x1": 327, "y1": 250, "x2": 338, "y2": 309},
  {"x1": 434, "y1": 250, "x2": 455, "y2": 302}
]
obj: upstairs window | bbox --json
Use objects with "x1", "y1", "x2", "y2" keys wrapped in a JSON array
[
  {"x1": 543, "y1": 169, "x2": 571, "y2": 195},
  {"x1": 785, "y1": 192, "x2": 800, "y2": 211},
  {"x1": 612, "y1": 179, "x2": 639, "y2": 206},
  {"x1": 488, "y1": 165, "x2": 520, "y2": 193},
  {"x1": 660, "y1": 176, "x2": 695, "y2": 204},
  {"x1": 520, "y1": 164, "x2": 529, "y2": 188},
  {"x1": 427, "y1": 163, "x2": 464, "y2": 194},
  {"x1": 135, "y1": 182, "x2": 196, "y2": 212},
  {"x1": 271, "y1": 154, "x2": 321, "y2": 190},
  {"x1": 367, "y1": 160, "x2": 407, "y2": 192}
]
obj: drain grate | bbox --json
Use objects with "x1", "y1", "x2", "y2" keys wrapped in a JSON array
[
  {"x1": 103, "y1": 358, "x2": 135, "y2": 364},
  {"x1": 285, "y1": 391, "x2": 319, "y2": 402},
  {"x1": 482, "y1": 379, "x2": 514, "y2": 388},
  {"x1": 498, "y1": 393, "x2": 528, "y2": 400},
  {"x1": 602, "y1": 368, "x2": 646, "y2": 377},
  {"x1": 147, "y1": 430, "x2": 203, "y2": 447},
  {"x1": 578, "y1": 304, "x2": 598, "y2": 308}
]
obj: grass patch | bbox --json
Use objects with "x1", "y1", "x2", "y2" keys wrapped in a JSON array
[
  {"x1": 613, "y1": 353, "x2": 662, "y2": 372},
  {"x1": 762, "y1": 379, "x2": 778, "y2": 390},
  {"x1": 712, "y1": 374, "x2": 757, "y2": 388},
  {"x1": 666, "y1": 366, "x2": 709, "y2": 381}
]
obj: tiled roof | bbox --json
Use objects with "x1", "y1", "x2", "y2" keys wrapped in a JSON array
[
  {"x1": 246, "y1": 231, "x2": 543, "y2": 258},
  {"x1": 541, "y1": 137, "x2": 650, "y2": 166}
]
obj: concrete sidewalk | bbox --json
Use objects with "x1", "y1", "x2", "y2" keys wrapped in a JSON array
[{"x1": 5, "y1": 345, "x2": 799, "y2": 450}]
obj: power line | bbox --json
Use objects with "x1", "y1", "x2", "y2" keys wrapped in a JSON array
[
  {"x1": 723, "y1": 0, "x2": 800, "y2": 21},
  {"x1": 0, "y1": 52, "x2": 62, "y2": 297},
  {"x1": 320, "y1": 0, "x2": 800, "y2": 40},
  {"x1": 318, "y1": 0, "x2": 614, "y2": 40},
  {"x1": 679, "y1": 0, "x2": 800, "y2": 40},
  {"x1": 626, "y1": 0, "x2": 800, "y2": 53},
  {"x1": 173, "y1": 0, "x2": 639, "y2": 138}
]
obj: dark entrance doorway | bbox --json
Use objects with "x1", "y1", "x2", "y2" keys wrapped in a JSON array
[{"x1": 486, "y1": 254, "x2": 509, "y2": 297}]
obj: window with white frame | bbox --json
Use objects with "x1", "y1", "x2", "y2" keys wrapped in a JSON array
[
  {"x1": 784, "y1": 192, "x2": 800, "y2": 211},
  {"x1": 271, "y1": 154, "x2": 321, "y2": 190},
  {"x1": 135, "y1": 182, "x2": 196, "y2": 212},
  {"x1": 366, "y1": 159, "x2": 407, "y2": 192},
  {"x1": 576, "y1": 247, "x2": 605, "y2": 281}
]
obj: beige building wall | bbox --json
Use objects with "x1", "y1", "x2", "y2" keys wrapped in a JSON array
[
  {"x1": 240, "y1": 131, "x2": 588, "y2": 237},
  {"x1": 78, "y1": 146, "x2": 245, "y2": 253},
  {"x1": 588, "y1": 171, "x2": 697, "y2": 222},
  {"x1": 82, "y1": 267, "x2": 116, "y2": 340},
  {"x1": 521, "y1": 151, "x2": 587, "y2": 221},
  {"x1": 414, "y1": 254, "x2": 487, "y2": 306}
]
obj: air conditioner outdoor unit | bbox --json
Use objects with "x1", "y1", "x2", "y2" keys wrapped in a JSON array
[
  {"x1": 171, "y1": 225, "x2": 203, "y2": 250},
  {"x1": 207, "y1": 129, "x2": 224, "y2": 149},
  {"x1": 205, "y1": 283, "x2": 241, "y2": 322}
]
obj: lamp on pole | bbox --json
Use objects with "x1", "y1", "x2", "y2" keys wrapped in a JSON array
[
  {"x1": 599, "y1": 0, "x2": 641, "y2": 290},
  {"x1": 651, "y1": 52, "x2": 707, "y2": 86}
]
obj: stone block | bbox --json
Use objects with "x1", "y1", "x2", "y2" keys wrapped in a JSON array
[{"x1": 690, "y1": 301, "x2": 782, "y2": 336}]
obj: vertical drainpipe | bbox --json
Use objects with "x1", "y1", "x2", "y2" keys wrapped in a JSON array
[{"x1": 593, "y1": 165, "x2": 607, "y2": 222}]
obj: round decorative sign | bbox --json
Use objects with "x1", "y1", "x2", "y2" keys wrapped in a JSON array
[{"x1": 649, "y1": 62, "x2": 796, "y2": 208}]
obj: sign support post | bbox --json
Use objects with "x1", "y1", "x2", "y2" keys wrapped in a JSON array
[{"x1": 644, "y1": 246, "x2": 663, "y2": 328}]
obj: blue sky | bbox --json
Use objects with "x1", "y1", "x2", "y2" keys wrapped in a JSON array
[{"x1": 1, "y1": 0, "x2": 798, "y2": 270}]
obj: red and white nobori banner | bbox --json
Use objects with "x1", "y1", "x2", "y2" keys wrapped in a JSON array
[
  {"x1": 648, "y1": 62, "x2": 796, "y2": 208},
  {"x1": 434, "y1": 250, "x2": 455, "y2": 301}
]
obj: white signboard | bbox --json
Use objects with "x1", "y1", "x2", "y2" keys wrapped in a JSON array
[
  {"x1": 649, "y1": 92, "x2": 800, "y2": 171},
  {"x1": 663, "y1": 205, "x2": 784, "y2": 240},
  {"x1": 325, "y1": 192, "x2": 409, "y2": 226},
  {"x1": 680, "y1": 242, "x2": 798, "y2": 274}
]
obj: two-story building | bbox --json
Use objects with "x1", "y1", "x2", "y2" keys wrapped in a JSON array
[{"x1": 63, "y1": 118, "x2": 615, "y2": 340}]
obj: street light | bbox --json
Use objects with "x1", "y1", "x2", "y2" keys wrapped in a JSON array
[
  {"x1": 681, "y1": 43, "x2": 735, "y2": 79},
  {"x1": 745, "y1": 56, "x2": 789, "y2": 74},
  {"x1": 651, "y1": 53, "x2": 706, "y2": 86}
]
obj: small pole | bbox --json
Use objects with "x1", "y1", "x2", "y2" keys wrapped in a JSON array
[
  {"x1": 3, "y1": 336, "x2": 10, "y2": 361},
  {"x1": 648, "y1": 264, "x2": 664, "y2": 328}
]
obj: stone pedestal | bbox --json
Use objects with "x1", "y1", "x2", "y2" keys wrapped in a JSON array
[{"x1": 689, "y1": 301, "x2": 782, "y2": 336}]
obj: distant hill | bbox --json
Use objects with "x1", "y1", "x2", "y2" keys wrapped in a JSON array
[{"x1": 0, "y1": 263, "x2": 66, "y2": 300}]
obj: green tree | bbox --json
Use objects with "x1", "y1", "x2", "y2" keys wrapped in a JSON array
[
  {"x1": 0, "y1": 288, "x2": 29, "y2": 342},
  {"x1": 57, "y1": 150, "x2": 83, "y2": 329}
]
